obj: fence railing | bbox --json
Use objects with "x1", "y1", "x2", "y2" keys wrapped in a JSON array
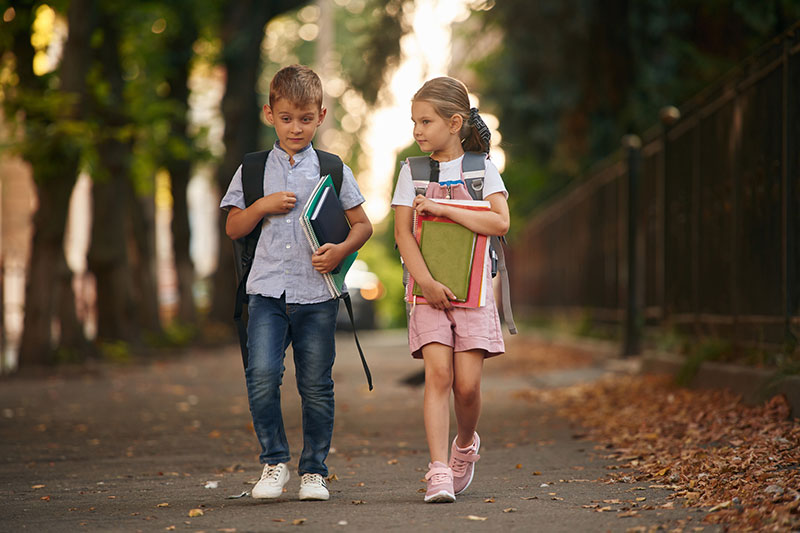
[{"x1": 511, "y1": 21, "x2": 800, "y2": 353}]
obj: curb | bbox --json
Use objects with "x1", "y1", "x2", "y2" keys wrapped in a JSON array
[{"x1": 640, "y1": 351, "x2": 800, "y2": 417}]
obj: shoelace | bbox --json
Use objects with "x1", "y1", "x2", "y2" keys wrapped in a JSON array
[
  {"x1": 261, "y1": 464, "x2": 285, "y2": 482},
  {"x1": 450, "y1": 455, "x2": 469, "y2": 476},
  {"x1": 302, "y1": 473, "x2": 325, "y2": 487},
  {"x1": 428, "y1": 471, "x2": 450, "y2": 485}
]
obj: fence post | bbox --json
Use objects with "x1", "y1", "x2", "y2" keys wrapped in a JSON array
[{"x1": 622, "y1": 134, "x2": 642, "y2": 356}]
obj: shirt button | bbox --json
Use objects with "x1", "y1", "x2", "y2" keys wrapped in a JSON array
[
  {"x1": 286, "y1": 219, "x2": 292, "y2": 223},
  {"x1": 285, "y1": 244, "x2": 291, "y2": 249}
]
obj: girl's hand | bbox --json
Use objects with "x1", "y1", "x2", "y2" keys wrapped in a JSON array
[
  {"x1": 260, "y1": 191, "x2": 297, "y2": 215},
  {"x1": 311, "y1": 243, "x2": 345, "y2": 273},
  {"x1": 417, "y1": 278, "x2": 456, "y2": 310},
  {"x1": 413, "y1": 195, "x2": 445, "y2": 217}
]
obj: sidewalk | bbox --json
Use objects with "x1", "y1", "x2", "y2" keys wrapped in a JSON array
[{"x1": 0, "y1": 330, "x2": 720, "y2": 532}]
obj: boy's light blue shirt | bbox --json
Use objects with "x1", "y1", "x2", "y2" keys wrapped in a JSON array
[{"x1": 220, "y1": 142, "x2": 365, "y2": 304}]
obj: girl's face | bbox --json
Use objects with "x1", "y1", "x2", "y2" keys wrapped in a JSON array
[{"x1": 411, "y1": 100, "x2": 462, "y2": 159}]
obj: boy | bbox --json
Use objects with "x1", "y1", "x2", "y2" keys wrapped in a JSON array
[{"x1": 220, "y1": 64, "x2": 372, "y2": 501}]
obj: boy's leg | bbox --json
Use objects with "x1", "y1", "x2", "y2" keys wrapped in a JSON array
[
  {"x1": 288, "y1": 298, "x2": 339, "y2": 476},
  {"x1": 246, "y1": 294, "x2": 292, "y2": 466}
]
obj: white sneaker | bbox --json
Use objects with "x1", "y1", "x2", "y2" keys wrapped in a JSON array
[
  {"x1": 298, "y1": 473, "x2": 329, "y2": 501},
  {"x1": 251, "y1": 463, "x2": 289, "y2": 499}
]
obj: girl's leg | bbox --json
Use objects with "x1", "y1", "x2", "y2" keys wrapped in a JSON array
[
  {"x1": 452, "y1": 349, "x2": 485, "y2": 448},
  {"x1": 421, "y1": 342, "x2": 454, "y2": 464}
]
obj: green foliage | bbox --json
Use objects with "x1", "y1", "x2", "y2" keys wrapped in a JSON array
[
  {"x1": 476, "y1": 0, "x2": 800, "y2": 216},
  {"x1": 340, "y1": 0, "x2": 408, "y2": 105},
  {"x1": 98, "y1": 340, "x2": 132, "y2": 363}
]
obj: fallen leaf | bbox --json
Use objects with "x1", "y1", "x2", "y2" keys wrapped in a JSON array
[
  {"x1": 503, "y1": 508, "x2": 517, "y2": 513},
  {"x1": 618, "y1": 511, "x2": 639, "y2": 518},
  {"x1": 351, "y1": 500, "x2": 366, "y2": 505},
  {"x1": 40, "y1": 496, "x2": 50, "y2": 501},
  {"x1": 273, "y1": 519, "x2": 286, "y2": 522},
  {"x1": 157, "y1": 503, "x2": 170, "y2": 508},
  {"x1": 520, "y1": 496, "x2": 538, "y2": 500},
  {"x1": 484, "y1": 498, "x2": 495, "y2": 503},
  {"x1": 292, "y1": 518, "x2": 306, "y2": 525},
  {"x1": 516, "y1": 464, "x2": 523, "y2": 469},
  {"x1": 635, "y1": 497, "x2": 646, "y2": 502},
  {"x1": 387, "y1": 459, "x2": 398, "y2": 465},
  {"x1": 31, "y1": 484, "x2": 46, "y2": 489},
  {"x1": 708, "y1": 500, "x2": 733, "y2": 512},
  {"x1": 466, "y1": 515, "x2": 488, "y2": 521},
  {"x1": 327, "y1": 473, "x2": 338, "y2": 482},
  {"x1": 532, "y1": 471, "x2": 542, "y2": 476},
  {"x1": 188, "y1": 508, "x2": 204, "y2": 517},
  {"x1": 165, "y1": 527, "x2": 176, "y2": 531}
]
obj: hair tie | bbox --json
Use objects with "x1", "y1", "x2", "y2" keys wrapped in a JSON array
[{"x1": 468, "y1": 107, "x2": 491, "y2": 153}]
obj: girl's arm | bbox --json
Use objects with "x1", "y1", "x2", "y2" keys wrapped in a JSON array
[
  {"x1": 311, "y1": 205, "x2": 373, "y2": 274},
  {"x1": 394, "y1": 205, "x2": 456, "y2": 309},
  {"x1": 225, "y1": 191, "x2": 298, "y2": 240},
  {"x1": 412, "y1": 191, "x2": 510, "y2": 236}
]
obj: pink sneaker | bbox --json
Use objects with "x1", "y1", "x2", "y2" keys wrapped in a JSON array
[
  {"x1": 424, "y1": 461, "x2": 455, "y2": 503},
  {"x1": 449, "y1": 432, "x2": 480, "y2": 495}
]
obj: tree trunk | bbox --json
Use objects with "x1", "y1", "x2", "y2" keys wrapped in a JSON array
[
  {"x1": 164, "y1": 11, "x2": 200, "y2": 325},
  {"x1": 208, "y1": 0, "x2": 305, "y2": 324},
  {"x1": 15, "y1": 0, "x2": 94, "y2": 367},
  {"x1": 87, "y1": 7, "x2": 137, "y2": 344},
  {"x1": 128, "y1": 182, "x2": 161, "y2": 336}
]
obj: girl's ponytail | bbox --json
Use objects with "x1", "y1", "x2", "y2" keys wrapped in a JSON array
[{"x1": 462, "y1": 107, "x2": 490, "y2": 154}]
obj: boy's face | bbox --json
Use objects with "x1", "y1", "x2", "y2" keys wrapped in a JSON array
[{"x1": 264, "y1": 98, "x2": 326, "y2": 158}]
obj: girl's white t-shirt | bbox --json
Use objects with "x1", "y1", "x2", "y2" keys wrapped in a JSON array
[{"x1": 391, "y1": 154, "x2": 508, "y2": 207}]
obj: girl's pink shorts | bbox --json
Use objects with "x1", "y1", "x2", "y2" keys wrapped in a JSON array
[{"x1": 407, "y1": 287, "x2": 505, "y2": 359}]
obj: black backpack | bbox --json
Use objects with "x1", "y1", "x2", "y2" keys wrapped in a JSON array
[
  {"x1": 232, "y1": 149, "x2": 373, "y2": 390},
  {"x1": 405, "y1": 152, "x2": 517, "y2": 334}
]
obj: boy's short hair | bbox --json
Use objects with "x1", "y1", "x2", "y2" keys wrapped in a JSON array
[{"x1": 269, "y1": 64, "x2": 323, "y2": 109}]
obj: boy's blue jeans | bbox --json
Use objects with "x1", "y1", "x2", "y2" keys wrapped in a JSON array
[{"x1": 245, "y1": 293, "x2": 338, "y2": 476}]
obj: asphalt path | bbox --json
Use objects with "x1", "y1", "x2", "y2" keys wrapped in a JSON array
[{"x1": 0, "y1": 329, "x2": 719, "y2": 532}]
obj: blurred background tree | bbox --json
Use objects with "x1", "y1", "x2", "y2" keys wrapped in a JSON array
[
  {"x1": 474, "y1": 0, "x2": 800, "y2": 234},
  {"x1": 1, "y1": 0, "x2": 798, "y2": 368}
]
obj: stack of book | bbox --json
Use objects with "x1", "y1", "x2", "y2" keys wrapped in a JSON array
[
  {"x1": 405, "y1": 199, "x2": 491, "y2": 308},
  {"x1": 300, "y1": 174, "x2": 357, "y2": 297}
]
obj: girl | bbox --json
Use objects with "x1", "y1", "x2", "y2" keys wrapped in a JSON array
[{"x1": 391, "y1": 77, "x2": 510, "y2": 503}]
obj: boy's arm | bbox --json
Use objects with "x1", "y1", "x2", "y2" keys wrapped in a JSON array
[
  {"x1": 311, "y1": 204, "x2": 373, "y2": 274},
  {"x1": 393, "y1": 205, "x2": 456, "y2": 310},
  {"x1": 225, "y1": 191, "x2": 298, "y2": 240},
  {"x1": 412, "y1": 192, "x2": 510, "y2": 236}
]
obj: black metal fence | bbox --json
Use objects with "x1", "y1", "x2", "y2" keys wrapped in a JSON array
[{"x1": 511, "y1": 22, "x2": 800, "y2": 352}]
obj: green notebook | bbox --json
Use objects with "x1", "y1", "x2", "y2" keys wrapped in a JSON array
[{"x1": 412, "y1": 220, "x2": 476, "y2": 301}]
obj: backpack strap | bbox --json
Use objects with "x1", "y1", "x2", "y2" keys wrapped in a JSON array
[
  {"x1": 489, "y1": 235, "x2": 517, "y2": 334},
  {"x1": 233, "y1": 150, "x2": 270, "y2": 368},
  {"x1": 315, "y1": 149, "x2": 373, "y2": 390},
  {"x1": 316, "y1": 149, "x2": 343, "y2": 195},
  {"x1": 407, "y1": 155, "x2": 436, "y2": 195},
  {"x1": 462, "y1": 151, "x2": 486, "y2": 201}
]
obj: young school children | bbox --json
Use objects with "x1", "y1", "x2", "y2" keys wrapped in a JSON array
[
  {"x1": 391, "y1": 77, "x2": 510, "y2": 503},
  {"x1": 220, "y1": 64, "x2": 372, "y2": 501}
]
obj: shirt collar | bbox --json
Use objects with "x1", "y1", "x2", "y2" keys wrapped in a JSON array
[{"x1": 274, "y1": 141, "x2": 314, "y2": 163}]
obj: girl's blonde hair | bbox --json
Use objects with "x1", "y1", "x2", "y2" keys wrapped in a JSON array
[{"x1": 412, "y1": 77, "x2": 490, "y2": 153}]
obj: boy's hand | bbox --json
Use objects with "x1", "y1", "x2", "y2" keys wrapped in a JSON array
[
  {"x1": 260, "y1": 191, "x2": 297, "y2": 214},
  {"x1": 417, "y1": 278, "x2": 456, "y2": 310},
  {"x1": 311, "y1": 243, "x2": 346, "y2": 274},
  {"x1": 413, "y1": 195, "x2": 445, "y2": 217}
]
